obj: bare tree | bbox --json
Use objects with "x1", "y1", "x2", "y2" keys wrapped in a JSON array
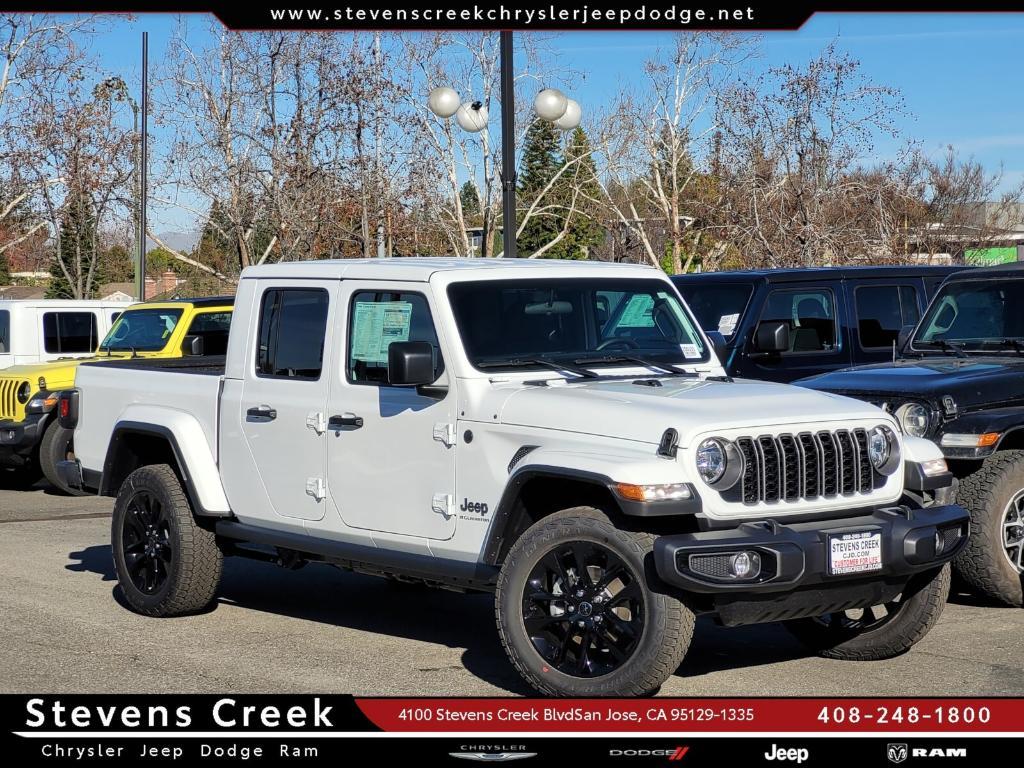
[
  {"x1": 714, "y1": 42, "x2": 904, "y2": 267},
  {"x1": 590, "y1": 33, "x2": 757, "y2": 272}
]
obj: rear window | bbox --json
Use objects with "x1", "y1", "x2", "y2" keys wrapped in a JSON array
[
  {"x1": 0, "y1": 310, "x2": 9, "y2": 353},
  {"x1": 256, "y1": 288, "x2": 329, "y2": 379},
  {"x1": 42, "y1": 311, "x2": 98, "y2": 354},
  {"x1": 676, "y1": 283, "x2": 752, "y2": 338},
  {"x1": 855, "y1": 285, "x2": 920, "y2": 348}
]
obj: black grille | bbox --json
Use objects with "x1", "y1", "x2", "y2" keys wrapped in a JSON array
[
  {"x1": 731, "y1": 429, "x2": 876, "y2": 506},
  {"x1": 687, "y1": 553, "x2": 734, "y2": 579},
  {"x1": 507, "y1": 445, "x2": 538, "y2": 474}
]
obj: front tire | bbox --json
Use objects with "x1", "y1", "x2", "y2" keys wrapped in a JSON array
[
  {"x1": 783, "y1": 565, "x2": 951, "y2": 660},
  {"x1": 40, "y1": 419, "x2": 85, "y2": 496},
  {"x1": 954, "y1": 451, "x2": 1024, "y2": 607},
  {"x1": 495, "y1": 507, "x2": 694, "y2": 696},
  {"x1": 112, "y1": 464, "x2": 223, "y2": 617}
]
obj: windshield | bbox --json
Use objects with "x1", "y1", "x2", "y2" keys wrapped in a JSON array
[
  {"x1": 99, "y1": 308, "x2": 184, "y2": 352},
  {"x1": 676, "y1": 282, "x2": 752, "y2": 338},
  {"x1": 448, "y1": 278, "x2": 709, "y2": 372},
  {"x1": 913, "y1": 279, "x2": 1024, "y2": 351},
  {"x1": 0, "y1": 310, "x2": 9, "y2": 353}
]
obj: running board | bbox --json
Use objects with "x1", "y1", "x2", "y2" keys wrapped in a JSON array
[{"x1": 215, "y1": 520, "x2": 498, "y2": 592}]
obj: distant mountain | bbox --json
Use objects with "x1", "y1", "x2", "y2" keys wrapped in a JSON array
[{"x1": 147, "y1": 231, "x2": 199, "y2": 254}]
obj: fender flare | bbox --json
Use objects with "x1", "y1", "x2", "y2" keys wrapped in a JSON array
[
  {"x1": 101, "y1": 419, "x2": 231, "y2": 516},
  {"x1": 480, "y1": 457, "x2": 701, "y2": 566}
]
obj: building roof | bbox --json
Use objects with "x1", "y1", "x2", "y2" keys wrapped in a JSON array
[
  {"x1": 672, "y1": 264, "x2": 963, "y2": 284},
  {"x1": 0, "y1": 285, "x2": 47, "y2": 300},
  {"x1": 242, "y1": 257, "x2": 660, "y2": 282}
]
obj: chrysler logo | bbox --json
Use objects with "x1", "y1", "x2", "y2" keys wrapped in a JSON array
[{"x1": 450, "y1": 753, "x2": 537, "y2": 762}]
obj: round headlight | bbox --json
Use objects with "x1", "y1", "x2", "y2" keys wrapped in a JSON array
[
  {"x1": 868, "y1": 425, "x2": 900, "y2": 475},
  {"x1": 696, "y1": 438, "x2": 727, "y2": 485},
  {"x1": 16, "y1": 382, "x2": 31, "y2": 404},
  {"x1": 896, "y1": 403, "x2": 930, "y2": 438}
]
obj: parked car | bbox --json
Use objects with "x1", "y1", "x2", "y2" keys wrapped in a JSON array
[
  {"x1": 60, "y1": 258, "x2": 965, "y2": 697},
  {"x1": 0, "y1": 297, "x2": 233, "y2": 492},
  {"x1": 798, "y1": 263, "x2": 1024, "y2": 606},
  {"x1": 0, "y1": 299, "x2": 130, "y2": 369},
  {"x1": 672, "y1": 266, "x2": 959, "y2": 382}
]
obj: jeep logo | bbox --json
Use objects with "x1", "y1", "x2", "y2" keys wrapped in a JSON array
[{"x1": 460, "y1": 498, "x2": 489, "y2": 515}]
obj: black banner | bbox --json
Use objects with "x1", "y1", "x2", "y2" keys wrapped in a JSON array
[{"x1": 0, "y1": 2, "x2": 1019, "y2": 31}]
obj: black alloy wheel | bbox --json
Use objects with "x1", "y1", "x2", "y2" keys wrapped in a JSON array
[
  {"x1": 521, "y1": 541, "x2": 645, "y2": 678},
  {"x1": 120, "y1": 489, "x2": 173, "y2": 595}
]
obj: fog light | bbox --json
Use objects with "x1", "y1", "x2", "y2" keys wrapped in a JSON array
[
  {"x1": 729, "y1": 551, "x2": 761, "y2": 579},
  {"x1": 920, "y1": 458, "x2": 948, "y2": 477}
]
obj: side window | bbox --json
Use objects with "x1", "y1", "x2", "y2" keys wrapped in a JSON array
[
  {"x1": 256, "y1": 289, "x2": 328, "y2": 379},
  {"x1": 0, "y1": 310, "x2": 9, "y2": 353},
  {"x1": 42, "y1": 311, "x2": 98, "y2": 353},
  {"x1": 186, "y1": 311, "x2": 232, "y2": 356},
  {"x1": 855, "y1": 285, "x2": 920, "y2": 348},
  {"x1": 347, "y1": 291, "x2": 443, "y2": 385},
  {"x1": 760, "y1": 288, "x2": 837, "y2": 354}
]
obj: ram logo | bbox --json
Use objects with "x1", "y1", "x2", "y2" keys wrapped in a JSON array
[{"x1": 887, "y1": 744, "x2": 908, "y2": 764}]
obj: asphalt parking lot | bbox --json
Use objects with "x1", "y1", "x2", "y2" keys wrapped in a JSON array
[{"x1": 1, "y1": 483, "x2": 1022, "y2": 696}]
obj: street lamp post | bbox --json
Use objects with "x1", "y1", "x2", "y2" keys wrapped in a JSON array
[{"x1": 427, "y1": 31, "x2": 581, "y2": 258}]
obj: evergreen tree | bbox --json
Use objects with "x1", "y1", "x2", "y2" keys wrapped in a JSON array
[
  {"x1": 459, "y1": 180, "x2": 481, "y2": 221},
  {"x1": 47, "y1": 195, "x2": 98, "y2": 299},
  {"x1": 559, "y1": 127, "x2": 603, "y2": 260},
  {"x1": 0, "y1": 252, "x2": 10, "y2": 285},
  {"x1": 192, "y1": 201, "x2": 235, "y2": 275},
  {"x1": 516, "y1": 119, "x2": 564, "y2": 256}
]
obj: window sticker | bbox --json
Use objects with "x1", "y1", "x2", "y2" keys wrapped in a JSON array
[
  {"x1": 681, "y1": 343, "x2": 700, "y2": 359},
  {"x1": 616, "y1": 294, "x2": 655, "y2": 327},
  {"x1": 351, "y1": 301, "x2": 412, "y2": 363},
  {"x1": 717, "y1": 313, "x2": 739, "y2": 336}
]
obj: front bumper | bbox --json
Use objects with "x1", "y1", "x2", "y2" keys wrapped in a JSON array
[
  {"x1": 653, "y1": 503, "x2": 968, "y2": 624},
  {"x1": 0, "y1": 413, "x2": 47, "y2": 464}
]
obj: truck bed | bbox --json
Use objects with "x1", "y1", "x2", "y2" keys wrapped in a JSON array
[
  {"x1": 80, "y1": 355, "x2": 227, "y2": 375},
  {"x1": 73, "y1": 360, "x2": 224, "y2": 475}
]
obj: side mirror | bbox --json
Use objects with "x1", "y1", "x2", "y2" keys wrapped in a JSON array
[
  {"x1": 897, "y1": 324, "x2": 915, "y2": 351},
  {"x1": 182, "y1": 334, "x2": 204, "y2": 357},
  {"x1": 387, "y1": 341, "x2": 436, "y2": 387},
  {"x1": 705, "y1": 331, "x2": 727, "y2": 363},
  {"x1": 755, "y1": 321, "x2": 790, "y2": 353}
]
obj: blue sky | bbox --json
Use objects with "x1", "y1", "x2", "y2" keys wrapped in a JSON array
[{"x1": 90, "y1": 12, "x2": 1024, "y2": 233}]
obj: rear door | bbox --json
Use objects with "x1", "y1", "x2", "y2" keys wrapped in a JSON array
[
  {"x1": 746, "y1": 281, "x2": 852, "y2": 382},
  {"x1": 233, "y1": 280, "x2": 336, "y2": 522},
  {"x1": 850, "y1": 280, "x2": 922, "y2": 366}
]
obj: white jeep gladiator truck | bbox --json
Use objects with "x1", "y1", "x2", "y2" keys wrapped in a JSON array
[{"x1": 59, "y1": 258, "x2": 968, "y2": 697}]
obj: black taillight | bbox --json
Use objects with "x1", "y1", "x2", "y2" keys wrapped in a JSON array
[{"x1": 58, "y1": 390, "x2": 79, "y2": 429}]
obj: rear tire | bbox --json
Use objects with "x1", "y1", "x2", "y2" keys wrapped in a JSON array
[
  {"x1": 783, "y1": 565, "x2": 951, "y2": 660},
  {"x1": 954, "y1": 451, "x2": 1024, "y2": 607},
  {"x1": 496, "y1": 507, "x2": 694, "y2": 696},
  {"x1": 40, "y1": 419, "x2": 85, "y2": 496},
  {"x1": 112, "y1": 464, "x2": 223, "y2": 617}
]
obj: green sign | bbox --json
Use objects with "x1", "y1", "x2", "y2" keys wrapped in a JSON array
[{"x1": 965, "y1": 246, "x2": 1018, "y2": 265}]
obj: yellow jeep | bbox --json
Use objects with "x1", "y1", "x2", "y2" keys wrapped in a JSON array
[{"x1": 0, "y1": 297, "x2": 233, "y2": 492}]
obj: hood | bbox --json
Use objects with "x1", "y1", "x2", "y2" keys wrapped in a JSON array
[
  {"x1": 797, "y1": 356, "x2": 1024, "y2": 411},
  {"x1": 496, "y1": 376, "x2": 887, "y2": 448}
]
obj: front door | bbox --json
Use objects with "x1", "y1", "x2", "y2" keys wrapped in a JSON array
[
  {"x1": 236, "y1": 280, "x2": 336, "y2": 522},
  {"x1": 325, "y1": 281, "x2": 456, "y2": 541}
]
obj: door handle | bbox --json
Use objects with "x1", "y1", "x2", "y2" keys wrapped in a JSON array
[
  {"x1": 246, "y1": 405, "x2": 277, "y2": 422},
  {"x1": 328, "y1": 413, "x2": 363, "y2": 431}
]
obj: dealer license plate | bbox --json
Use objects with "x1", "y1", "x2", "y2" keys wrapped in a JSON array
[{"x1": 828, "y1": 531, "x2": 883, "y2": 575}]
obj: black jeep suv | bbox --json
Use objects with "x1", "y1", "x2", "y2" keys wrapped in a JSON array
[{"x1": 799, "y1": 263, "x2": 1024, "y2": 606}]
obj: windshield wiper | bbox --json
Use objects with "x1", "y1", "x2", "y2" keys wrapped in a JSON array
[
  {"x1": 914, "y1": 339, "x2": 968, "y2": 359},
  {"x1": 571, "y1": 354, "x2": 697, "y2": 377},
  {"x1": 477, "y1": 357, "x2": 599, "y2": 379},
  {"x1": 981, "y1": 338, "x2": 1024, "y2": 356}
]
